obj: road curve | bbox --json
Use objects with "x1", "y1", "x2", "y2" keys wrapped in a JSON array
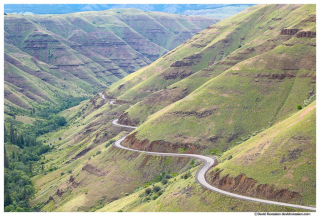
[
  {"x1": 111, "y1": 119, "x2": 316, "y2": 211},
  {"x1": 99, "y1": 92, "x2": 116, "y2": 105}
]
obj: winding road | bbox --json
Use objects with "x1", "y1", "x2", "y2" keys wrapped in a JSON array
[{"x1": 101, "y1": 94, "x2": 316, "y2": 211}]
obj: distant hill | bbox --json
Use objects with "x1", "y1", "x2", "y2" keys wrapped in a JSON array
[
  {"x1": 4, "y1": 4, "x2": 252, "y2": 17},
  {"x1": 4, "y1": 9, "x2": 217, "y2": 112}
]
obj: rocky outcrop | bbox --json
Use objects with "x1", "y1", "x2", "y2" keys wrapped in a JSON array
[
  {"x1": 208, "y1": 170, "x2": 300, "y2": 203},
  {"x1": 170, "y1": 60, "x2": 194, "y2": 67},
  {"x1": 257, "y1": 73, "x2": 296, "y2": 79},
  {"x1": 81, "y1": 163, "x2": 108, "y2": 177},
  {"x1": 296, "y1": 31, "x2": 316, "y2": 38},
  {"x1": 162, "y1": 70, "x2": 194, "y2": 80},
  {"x1": 172, "y1": 109, "x2": 216, "y2": 118},
  {"x1": 121, "y1": 132, "x2": 206, "y2": 154},
  {"x1": 280, "y1": 29, "x2": 316, "y2": 38},
  {"x1": 118, "y1": 112, "x2": 139, "y2": 127},
  {"x1": 72, "y1": 146, "x2": 94, "y2": 160},
  {"x1": 281, "y1": 29, "x2": 299, "y2": 35}
]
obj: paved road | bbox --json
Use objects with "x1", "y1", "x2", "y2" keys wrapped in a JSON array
[
  {"x1": 98, "y1": 92, "x2": 106, "y2": 100},
  {"x1": 111, "y1": 119, "x2": 316, "y2": 211},
  {"x1": 99, "y1": 92, "x2": 116, "y2": 105}
]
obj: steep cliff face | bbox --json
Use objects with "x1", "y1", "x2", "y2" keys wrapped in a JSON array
[{"x1": 4, "y1": 9, "x2": 217, "y2": 111}]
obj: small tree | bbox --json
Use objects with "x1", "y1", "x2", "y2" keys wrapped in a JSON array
[
  {"x1": 161, "y1": 179, "x2": 168, "y2": 185},
  {"x1": 145, "y1": 188, "x2": 151, "y2": 195},
  {"x1": 4, "y1": 147, "x2": 9, "y2": 168},
  {"x1": 153, "y1": 186, "x2": 161, "y2": 192}
]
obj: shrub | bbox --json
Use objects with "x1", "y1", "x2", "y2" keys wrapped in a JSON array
[
  {"x1": 171, "y1": 173, "x2": 179, "y2": 177},
  {"x1": 214, "y1": 167, "x2": 220, "y2": 172},
  {"x1": 125, "y1": 193, "x2": 129, "y2": 196},
  {"x1": 209, "y1": 149, "x2": 219, "y2": 155},
  {"x1": 164, "y1": 174, "x2": 171, "y2": 179},
  {"x1": 228, "y1": 155, "x2": 233, "y2": 160},
  {"x1": 143, "y1": 182, "x2": 153, "y2": 188},
  {"x1": 145, "y1": 188, "x2": 151, "y2": 195},
  {"x1": 190, "y1": 159, "x2": 195, "y2": 166},
  {"x1": 105, "y1": 140, "x2": 115, "y2": 148},
  {"x1": 297, "y1": 105, "x2": 303, "y2": 110},
  {"x1": 153, "y1": 186, "x2": 161, "y2": 192},
  {"x1": 152, "y1": 195, "x2": 159, "y2": 200},
  {"x1": 161, "y1": 179, "x2": 168, "y2": 185},
  {"x1": 181, "y1": 171, "x2": 191, "y2": 179}
]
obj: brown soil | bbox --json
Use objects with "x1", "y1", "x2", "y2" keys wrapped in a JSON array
[
  {"x1": 81, "y1": 163, "x2": 108, "y2": 177},
  {"x1": 296, "y1": 31, "x2": 316, "y2": 38},
  {"x1": 118, "y1": 112, "x2": 139, "y2": 126},
  {"x1": 171, "y1": 109, "x2": 217, "y2": 118},
  {"x1": 162, "y1": 69, "x2": 194, "y2": 80},
  {"x1": 207, "y1": 170, "x2": 301, "y2": 203},
  {"x1": 281, "y1": 29, "x2": 299, "y2": 35},
  {"x1": 121, "y1": 132, "x2": 206, "y2": 154}
]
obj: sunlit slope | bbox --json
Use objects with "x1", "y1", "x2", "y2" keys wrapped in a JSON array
[
  {"x1": 108, "y1": 5, "x2": 263, "y2": 98},
  {"x1": 110, "y1": 4, "x2": 315, "y2": 126},
  {"x1": 4, "y1": 9, "x2": 216, "y2": 111},
  {"x1": 135, "y1": 37, "x2": 315, "y2": 150},
  {"x1": 97, "y1": 168, "x2": 306, "y2": 212},
  {"x1": 208, "y1": 101, "x2": 316, "y2": 206}
]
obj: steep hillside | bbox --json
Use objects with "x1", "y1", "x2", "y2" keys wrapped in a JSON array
[
  {"x1": 4, "y1": 43, "x2": 90, "y2": 112},
  {"x1": 97, "y1": 168, "x2": 306, "y2": 212},
  {"x1": 26, "y1": 95, "x2": 311, "y2": 212},
  {"x1": 207, "y1": 101, "x2": 316, "y2": 206},
  {"x1": 26, "y1": 95, "x2": 191, "y2": 211},
  {"x1": 106, "y1": 4, "x2": 315, "y2": 207},
  {"x1": 19, "y1": 4, "x2": 316, "y2": 212},
  {"x1": 4, "y1": 9, "x2": 216, "y2": 111},
  {"x1": 106, "y1": 4, "x2": 315, "y2": 151},
  {"x1": 110, "y1": 4, "x2": 315, "y2": 128}
]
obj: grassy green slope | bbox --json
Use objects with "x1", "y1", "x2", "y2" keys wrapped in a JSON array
[
  {"x1": 211, "y1": 101, "x2": 316, "y2": 206},
  {"x1": 26, "y1": 4, "x2": 316, "y2": 212},
  {"x1": 110, "y1": 4, "x2": 315, "y2": 126},
  {"x1": 4, "y1": 9, "x2": 217, "y2": 111},
  {"x1": 28, "y1": 95, "x2": 193, "y2": 211},
  {"x1": 97, "y1": 168, "x2": 305, "y2": 212},
  {"x1": 135, "y1": 40, "x2": 315, "y2": 150},
  {"x1": 131, "y1": 4, "x2": 315, "y2": 151},
  {"x1": 4, "y1": 44, "x2": 90, "y2": 111}
]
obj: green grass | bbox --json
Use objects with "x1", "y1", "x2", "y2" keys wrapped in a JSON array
[
  {"x1": 18, "y1": 4, "x2": 316, "y2": 212},
  {"x1": 109, "y1": 4, "x2": 316, "y2": 128},
  {"x1": 135, "y1": 41, "x2": 315, "y2": 150},
  {"x1": 97, "y1": 168, "x2": 307, "y2": 212},
  {"x1": 214, "y1": 101, "x2": 316, "y2": 206}
]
